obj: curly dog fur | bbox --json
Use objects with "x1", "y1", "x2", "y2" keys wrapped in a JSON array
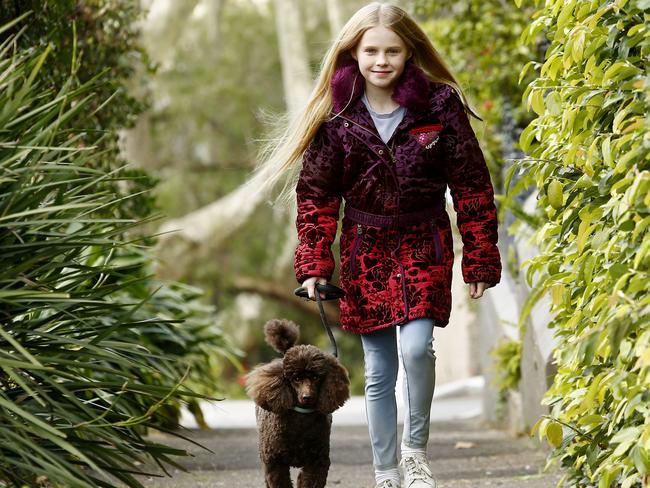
[{"x1": 246, "y1": 319, "x2": 350, "y2": 488}]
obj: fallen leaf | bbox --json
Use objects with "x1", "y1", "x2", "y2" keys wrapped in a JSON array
[{"x1": 454, "y1": 441, "x2": 477, "y2": 449}]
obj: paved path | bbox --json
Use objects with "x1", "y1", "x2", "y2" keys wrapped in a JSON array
[
  {"x1": 144, "y1": 420, "x2": 560, "y2": 487},
  {"x1": 142, "y1": 382, "x2": 561, "y2": 487}
]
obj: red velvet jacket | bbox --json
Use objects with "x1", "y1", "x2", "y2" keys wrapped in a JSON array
[{"x1": 294, "y1": 60, "x2": 501, "y2": 333}]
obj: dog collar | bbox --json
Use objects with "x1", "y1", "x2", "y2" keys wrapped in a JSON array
[{"x1": 292, "y1": 405, "x2": 316, "y2": 414}]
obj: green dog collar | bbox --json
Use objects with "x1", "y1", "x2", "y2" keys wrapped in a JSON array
[{"x1": 292, "y1": 405, "x2": 316, "y2": 414}]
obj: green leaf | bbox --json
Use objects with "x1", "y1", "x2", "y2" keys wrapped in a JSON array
[
  {"x1": 608, "y1": 263, "x2": 628, "y2": 279},
  {"x1": 571, "y1": 29, "x2": 586, "y2": 62},
  {"x1": 611, "y1": 426, "x2": 642, "y2": 444},
  {"x1": 557, "y1": 0, "x2": 577, "y2": 31},
  {"x1": 546, "y1": 90, "x2": 563, "y2": 115},
  {"x1": 631, "y1": 446, "x2": 650, "y2": 475},
  {"x1": 548, "y1": 179, "x2": 564, "y2": 209},
  {"x1": 577, "y1": 220, "x2": 593, "y2": 253},
  {"x1": 531, "y1": 89, "x2": 546, "y2": 115},
  {"x1": 519, "y1": 122, "x2": 537, "y2": 151},
  {"x1": 547, "y1": 421, "x2": 564, "y2": 448},
  {"x1": 598, "y1": 467, "x2": 618, "y2": 488}
]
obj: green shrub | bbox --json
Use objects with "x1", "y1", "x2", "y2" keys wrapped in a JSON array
[
  {"x1": 511, "y1": 0, "x2": 649, "y2": 486},
  {"x1": 0, "y1": 27, "x2": 184, "y2": 487},
  {"x1": 0, "y1": 11, "x2": 240, "y2": 488}
]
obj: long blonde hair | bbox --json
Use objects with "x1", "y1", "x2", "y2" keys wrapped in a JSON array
[{"x1": 244, "y1": 2, "x2": 482, "y2": 210}]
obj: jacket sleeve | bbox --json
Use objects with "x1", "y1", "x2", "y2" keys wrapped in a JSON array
[
  {"x1": 294, "y1": 121, "x2": 343, "y2": 285},
  {"x1": 440, "y1": 89, "x2": 501, "y2": 286}
]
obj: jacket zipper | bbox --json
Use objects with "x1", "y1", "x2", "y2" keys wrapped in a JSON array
[{"x1": 350, "y1": 223, "x2": 362, "y2": 275}]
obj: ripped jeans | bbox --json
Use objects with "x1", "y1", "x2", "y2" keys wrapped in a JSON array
[{"x1": 360, "y1": 318, "x2": 436, "y2": 470}]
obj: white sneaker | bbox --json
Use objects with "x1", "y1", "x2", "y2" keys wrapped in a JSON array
[
  {"x1": 376, "y1": 480, "x2": 401, "y2": 488},
  {"x1": 400, "y1": 453, "x2": 438, "y2": 487}
]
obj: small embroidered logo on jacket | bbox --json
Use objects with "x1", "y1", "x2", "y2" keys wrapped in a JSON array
[{"x1": 409, "y1": 124, "x2": 443, "y2": 149}]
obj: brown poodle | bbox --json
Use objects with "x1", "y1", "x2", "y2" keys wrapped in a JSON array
[{"x1": 246, "y1": 319, "x2": 350, "y2": 488}]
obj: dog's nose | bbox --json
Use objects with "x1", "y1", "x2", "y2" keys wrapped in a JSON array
[{"x1": 301, "y1": 394, "x2": 313, "y2": 403}]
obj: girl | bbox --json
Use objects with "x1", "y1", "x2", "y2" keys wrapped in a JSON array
[{"x1": 248, "y1": 3, "x2": 501, "y2": 487}]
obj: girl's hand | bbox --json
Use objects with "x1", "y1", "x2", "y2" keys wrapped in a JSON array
[
  {"x1": 469, "y1": 282, "x2": 490, "y2": 299},
  {"x1": 302, "y1": 276, "x2": 328, "y2": 300}
]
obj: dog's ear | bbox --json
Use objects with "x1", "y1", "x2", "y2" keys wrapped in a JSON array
[
  {"x1": 245, "y1": 359, "x2": 293, "y2": 413},
  {"x1": 316, "y1": 356, "x2": 350, "y2": 414}
]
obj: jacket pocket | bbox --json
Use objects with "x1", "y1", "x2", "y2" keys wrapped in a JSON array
[
  {"x1": 350, "y1": 223, "x2": 362, "y2": 275},
  {"x1": 429, "y1": 220, "x2": 443, "y2": 265}
]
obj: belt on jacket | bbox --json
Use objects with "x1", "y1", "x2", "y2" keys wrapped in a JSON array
[{"x1": 343, "y1": 204, "x2": 444, "y2": 229}]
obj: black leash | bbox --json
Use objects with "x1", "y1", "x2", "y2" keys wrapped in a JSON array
[{"x1": 294, "y1": 283, "x2": 345, "y2": 358}]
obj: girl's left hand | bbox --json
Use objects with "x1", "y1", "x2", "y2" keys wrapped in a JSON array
[{"x1": 469, "y1": 282, "x2": 489, "y2": 299}]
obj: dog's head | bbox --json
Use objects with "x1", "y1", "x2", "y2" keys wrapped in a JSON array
[{"x1": 246, "y1": 343, "x2": 350, "y2": 415}]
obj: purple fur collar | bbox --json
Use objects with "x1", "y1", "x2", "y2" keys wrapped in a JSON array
[{"x1": 330, "y1": 59, "x2": 431, "y2": 113}]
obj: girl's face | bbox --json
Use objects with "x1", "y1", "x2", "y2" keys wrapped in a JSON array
[{"x1": 351, "y1": 26, "x2": 410, "y2": 93}]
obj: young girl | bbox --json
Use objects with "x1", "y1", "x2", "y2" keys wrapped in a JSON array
[{"x1": 248, "y1": 3, "x2": 501, "y2": 487}]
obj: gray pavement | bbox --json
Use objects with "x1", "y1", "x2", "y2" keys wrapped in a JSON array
[
  {"x1": 141, "y1": 383, "x2": 561, "y2": 487},
  {"x1": 143, "y1": 420, "x2": 560, "y2": 487}
]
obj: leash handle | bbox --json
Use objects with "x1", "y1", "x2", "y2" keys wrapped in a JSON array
[
  {"x1": 294, "y1": 284, "x2": 345, "y2": 358},
  {"x1": 293, "y1": 283, "x2": 345, "y2": 301}
]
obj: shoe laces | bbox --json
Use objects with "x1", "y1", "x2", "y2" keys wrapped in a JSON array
[
  {"x1": 377, "y1": 480, "x2": 400, "y2": 488},
  {"x1": 402, "y1": 454, "x2": 435, "y2": 484}
]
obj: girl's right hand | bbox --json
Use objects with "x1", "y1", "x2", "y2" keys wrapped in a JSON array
[{"x1": 302, "y1": 276, "x2": 328, "y2": 300}]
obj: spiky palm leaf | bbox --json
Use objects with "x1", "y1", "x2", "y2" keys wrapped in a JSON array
[{"x1": 0, "y1": 18, "x2": 233, "y2": 488}]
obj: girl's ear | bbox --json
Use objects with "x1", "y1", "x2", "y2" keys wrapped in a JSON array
[
  {"x1": 317, "y1": 356, "x2": 350, "y2": 414},
  {"x1": 245, "y1": 359, "x2": 293, "y2": 413},
  {"x1": 350, "y1": 49, "x2": 358, "y2": 60}
]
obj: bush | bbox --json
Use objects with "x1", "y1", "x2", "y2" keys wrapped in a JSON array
[
  {"x1": 512, "y1": 0, "x2": 649, "y2": 486},
  {"x1": 0, "y1": 9, "x2": 240, "y2": 488}
]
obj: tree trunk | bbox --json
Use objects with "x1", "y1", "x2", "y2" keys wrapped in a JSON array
[
  {"x1": 203, "y1": 0, "x2": 223, "y2": 46},
  {"x1": 325, "y1": 0, "x2": 343, "y2": 38},
  {"x1": 273, "y1": 0, "x2": 311, "y2": 114},
  {"x1": 269, "y1": 0, "x2": 311, "y2": 273},
  {"x1": 155, "y1": 182, "x2": 266, "y2": 279},
  {"x1": 140, "y1": 0, "x2": 201, "y2": 68},
  {"x1": 123, "y1": 0, "x2": 225, "y2": 171}
]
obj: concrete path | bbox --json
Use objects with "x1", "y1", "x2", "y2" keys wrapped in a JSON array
[{"x1": 142, "y1": 379, "x2": 561, "y2": 487}]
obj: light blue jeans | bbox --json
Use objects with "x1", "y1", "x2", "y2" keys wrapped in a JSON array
[{"x1": 360, "y1": 318, "x2": 436, "y2": 470}]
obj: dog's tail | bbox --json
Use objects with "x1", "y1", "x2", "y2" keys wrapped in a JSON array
[{"x1": 263, "y1": 319, "x2": 299, "y2": 354}]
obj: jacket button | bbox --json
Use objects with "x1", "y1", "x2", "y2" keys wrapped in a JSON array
[
  {"x1": 378, "y1": 149, "x2": 384, "y2": 155},
  {"x1": 396, "y1": 273, "x2": 401, "y2": 278},
  {"x1": 344, "y1": 122, "x2": 349, "y2": 127}
]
